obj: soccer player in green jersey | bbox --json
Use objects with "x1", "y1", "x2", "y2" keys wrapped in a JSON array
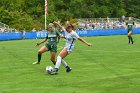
[
  {"x1": 126, "y1": 17, "x2": 135, "y2": 44},
  {"x1": 33, "y1": 23, "x2": 64, "y2": 65}
]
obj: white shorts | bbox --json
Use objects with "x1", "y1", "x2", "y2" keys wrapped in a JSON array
[{"x1": 64, "y1": 45, "x2": 74, "y2": 54}]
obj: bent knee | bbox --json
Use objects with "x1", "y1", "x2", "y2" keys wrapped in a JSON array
[{"x1": 38, "y1": 51, "x2": 42, "y2": 54}]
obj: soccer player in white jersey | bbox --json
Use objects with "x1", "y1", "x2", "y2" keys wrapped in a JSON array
[{"x1": 49, "y1": 21, "x2": 92, "y2": 75}]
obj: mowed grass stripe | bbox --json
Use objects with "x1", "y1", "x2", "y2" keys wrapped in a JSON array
[{"x1": 0, "y1": 35, "x2": 140, "y2": 93}]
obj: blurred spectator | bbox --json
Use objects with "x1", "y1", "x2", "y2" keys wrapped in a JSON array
[
  {"x1": 122, "y1": 15, "x2": 125, "y2": 22},
  {"x1": 38, "y1": 28, "x2": 42, "y2": 32},
  {"x1": 0, "y1": 28, "x2": 4, "y2": 33},
  {"x1": 22, "y1": 28, "x2": 26, "y2": 40},
  {"x1": 32, "y1": 28, "x2": 36, "y2": 32},
  {"x1": 77, "y1": 18, "x2": 127, "y2": 30}
]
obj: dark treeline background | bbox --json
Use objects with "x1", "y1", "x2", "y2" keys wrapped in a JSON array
[{"x1": 0, "y1": 0, "x2": 139, "y2": 31}]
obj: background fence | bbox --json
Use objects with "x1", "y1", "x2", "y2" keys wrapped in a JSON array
[{"x1": 0, "y1": 28, "x2": 140, "y2": 41}]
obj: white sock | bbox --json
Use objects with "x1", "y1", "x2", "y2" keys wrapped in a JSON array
[
  {"x1": 55, "y1": 56, "x2": 62, "y2": 69},
  {"x1": 61, "y1": 60, "x2": 68, "y2": 68}
]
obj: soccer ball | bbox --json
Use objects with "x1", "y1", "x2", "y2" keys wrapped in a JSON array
[{"x1": 46, "y1": 66, "x2": 54, "y2": 74}]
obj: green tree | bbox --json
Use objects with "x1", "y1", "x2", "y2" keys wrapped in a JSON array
[{"x1": 0, "y1": 0, "x2": 139, "y2": 31}]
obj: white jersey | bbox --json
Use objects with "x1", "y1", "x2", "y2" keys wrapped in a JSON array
[{"x1": 64, "y1": 30, "x2": 79, "y2": 53}]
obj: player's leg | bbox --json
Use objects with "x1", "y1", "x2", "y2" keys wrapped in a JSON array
[
  {"x1": 128, "y1": 31, "x2": 134, "y2": 44},
  {"x1": 55, "y1": 48, "x2": 68, "y2": 71},
  {"x1": 61, "y1": 59, "x2": 71, "y2": 72},
  {"x1": 128, "y1": 31, "x2": 131, "y2": 44},
  {"x1": 38, "y1": 46, "x2": 49, "y2": 63},
  {"x1": 131, "y1": 35, "x2": 134, "y2": 44},
  {"x1": 130, "y1": 32, "x2": 134, "y2": 44},
  {"x1": 33, "y1": 46, "x2": 48, "y2": 64},
  {"x1": 50, "y1": 52, "x2": 56, "y2": 65},
  {"x1": 50, "y1": 51, "x2": 71, "y2": 72},
  {"x1": 50, "y1": 43, "x2": 58, "y2": 65},
  {"x1": 55, "y1": 48, "x2": 71, "y2": 73}
]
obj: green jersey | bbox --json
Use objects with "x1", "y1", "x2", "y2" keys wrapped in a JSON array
[
  {"x1": 57, "y1": 29, "x2": 63, "y2": 43},
  {"x1": 126, "y1": 21, "x2": 135, "y2": 32},
  {"x1": 46, "y1": 30, "x2": 60, "y2": 45},
  {"x1": 57, "y1": 29, "x2": 63, "y2": 34}
]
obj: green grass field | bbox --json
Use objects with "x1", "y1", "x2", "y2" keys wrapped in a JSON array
[{"x1": 0, "y1": 35, "x2": 140, "y2": 93}]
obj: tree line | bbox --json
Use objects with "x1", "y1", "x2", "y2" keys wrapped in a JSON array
[{"x1": 0, "y1": 0, "x2": 139, "y2": 31}]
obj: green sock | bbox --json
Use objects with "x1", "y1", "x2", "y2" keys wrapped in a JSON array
[
  {"x1": 130, "y1": 36, "x2": 133, "y2": 43},
  {"x1": 38, "y1": 54, "x2": 42, "y2": 63},
  {"x1": 128, "y1": 36, "x2": 130, "y2": 43}
]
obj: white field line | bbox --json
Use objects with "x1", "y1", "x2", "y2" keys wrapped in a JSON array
[{"x1": 82, "y1": 49, "x2": 140, "y2": 53}]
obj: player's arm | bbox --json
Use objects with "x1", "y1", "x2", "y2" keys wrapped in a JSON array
[
  {"x1": 36, "y1": 38, "x2": 47, "y2": 46},
  {"x1": 59, "y1": 34, "x2": 65, "y2": 38},
  {"x1": 73, "y1": 32, "x2": 92, "y2": 46},
  {"x1": 78, "y1": 37, "x2": 92, "y2": 46},
  {"x1": 56, "y1": 31, "x2": 65, "y2": 39},
  {"x1": 124, "y1": 22, "x2": 128, "y2": 29},
  {"x1": 54, "y1": 21, "x2": 65, "y2": 31}
]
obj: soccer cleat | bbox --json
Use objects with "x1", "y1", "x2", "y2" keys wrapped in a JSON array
[
  {"x1": 48, "y1": 68, "x2": 58, "y2": 75},
  {"x1": 49, "y1": 71, "x2": 58, "y2": 75},
  {"x1": 32, "y1": 61, "x2": 40, "y2": 65},
  {"x1": 66, "y1": 67, "x2": 72, "y2": 72}
]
